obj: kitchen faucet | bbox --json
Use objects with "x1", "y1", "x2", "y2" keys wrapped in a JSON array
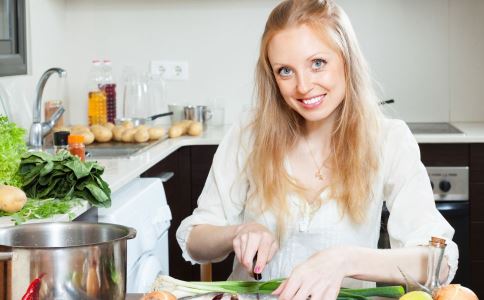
[{"x1": 28, "y1": 67, "x2": 67, "y2": 150}]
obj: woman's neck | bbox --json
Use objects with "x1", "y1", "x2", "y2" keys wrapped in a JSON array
[{"x1": 304, "y1": 111, "x2": 338, "y2": 147}]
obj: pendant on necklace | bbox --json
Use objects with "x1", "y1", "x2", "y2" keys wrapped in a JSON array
[{"x1": 315, "y1": 169, "x2": 324, "y2": 181}]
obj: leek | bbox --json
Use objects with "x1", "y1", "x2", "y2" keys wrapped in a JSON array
[{"x1": 151, "y1": 275, "x2": 405, "y2": 299}]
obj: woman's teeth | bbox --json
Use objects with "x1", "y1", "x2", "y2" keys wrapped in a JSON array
[{"x1": 302, "y1": 96, "x2": 323, "y2": 105}]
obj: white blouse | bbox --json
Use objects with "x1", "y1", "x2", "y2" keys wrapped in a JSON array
[{"x1": 176, "y1": 115, "x2": 459, "y2": 288}]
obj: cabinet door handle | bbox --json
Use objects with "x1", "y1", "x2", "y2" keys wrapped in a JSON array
[{"x1": 159, "y1": 171, "x2": 175, "y2": 183}]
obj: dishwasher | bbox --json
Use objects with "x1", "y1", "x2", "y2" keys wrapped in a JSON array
[{"x1": 98, "y1": 177, "x2": 172, "y2": 293}]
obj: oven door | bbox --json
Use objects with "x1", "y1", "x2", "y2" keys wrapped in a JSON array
[{"x1": 379, "y1": 201, "x2": 469, "y2": 286}]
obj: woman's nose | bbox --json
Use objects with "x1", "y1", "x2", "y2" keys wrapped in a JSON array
[{"x1": 296, "y1": 72, "x2": 313, "y2": 95}]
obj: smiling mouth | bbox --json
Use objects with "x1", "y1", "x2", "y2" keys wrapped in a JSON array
[{"x1": 297, "y1": 94, "x2": 326, "y2": 106}]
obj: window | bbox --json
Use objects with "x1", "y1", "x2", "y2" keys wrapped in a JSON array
[{"x1": 0, "y1": 0, "x2": 26, "y2": 76}]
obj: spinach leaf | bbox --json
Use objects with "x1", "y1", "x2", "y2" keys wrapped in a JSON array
[{"x1": 19, "y1": 150, "x2": 111, "y2": 207}]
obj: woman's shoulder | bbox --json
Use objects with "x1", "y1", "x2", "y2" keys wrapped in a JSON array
[
  {"x1": 379, "y1": 118, "x2": 415, "y2": 145},
  {"x1": 378, "y1": 117, "x2": 420, "y2": 162}
]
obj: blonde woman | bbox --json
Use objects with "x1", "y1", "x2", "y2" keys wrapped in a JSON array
[{"x1": 177, "y1": 0, "x2": 458, "y2": 299}]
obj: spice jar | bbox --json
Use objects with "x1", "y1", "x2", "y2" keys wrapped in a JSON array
[
  {"x1": 53, "y1": 131, "x2": 70, "y2": 153},
  {"x1": 425, "y1": 236, "x2": 447, "y2": 295},
  {"x1": 68, "y1": 134, "x2": 86, "y2": 161}
]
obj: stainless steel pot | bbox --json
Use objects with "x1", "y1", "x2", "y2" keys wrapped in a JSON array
[
  {"x1": 0, "y1": 222, "x2": 136, "y2": 300},
  {"x1": 115, "y1": 112, "x2": 173, "y2": 127},
  {"x1": 184, "y1": 105, "x2": 212, "y2": 129}
]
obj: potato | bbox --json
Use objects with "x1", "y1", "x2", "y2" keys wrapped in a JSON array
[
  {"x1": 148, "y1": 127, "x2": 165, "y2": 140},
  {"x1": 136, "y1": 125, "x2": 148, "y2": 131},
  {"x1": 53, "y1": 126, "x2": 71, "y2": 133},
  {"x1": 134, "y1": 128, "x2": 150, "y2": 143},
  {"x1": 121, "y1": 128, "x2": 137, "y2": 143},
  {"x1": 112, "y1": 126, "x2": 125, "y2": 142},
  {"x1": 188, "y1": 122, "x2": 203, "y2": 136},
  {"x1": 90, "y1": 124, "x2": 104, "y2": 132},
  {"x1": 0, "y1": 185, "x2": 27, "y2": 213},
  {"x1": 168, "y1": 125, "x2": 184, "y2": 138},
  {"x1": 103, "y1": 122, "x2": 115, "y2": 130},
  {"x1": 79, "y1": 131, "x2": 95, "y2": 145},
  {"x1": 92, "y1": 126, "x2": 113, "y2": 143},
  {"x1": 71, "y1": 124, "x2": 89, "y2": 133},
  {"x1": 121, "y1": 120, "x2": 134, "y2": 129}
]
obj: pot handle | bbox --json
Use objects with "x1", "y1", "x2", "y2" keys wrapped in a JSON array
[
  {"x1": 127, "y1": 227, "x2": 137, "y2": 240},
  {"x1": 0, "y1": 252, "x2": 13, "y2": 261}
]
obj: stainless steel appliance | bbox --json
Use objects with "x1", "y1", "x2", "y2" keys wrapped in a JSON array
[
  {"x1": 0, "y1": 222, "x2": 136, "y2": 300},
  {"x1": 379, "y1": 166, "x2": 470, "y2": 286},
  {"x1": 406, "y1": 122, "x2": 464, "y2": 135}
]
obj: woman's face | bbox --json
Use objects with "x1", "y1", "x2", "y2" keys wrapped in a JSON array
[{"x1": 268, "y1": 24, "x2": 346, "y2": 124}]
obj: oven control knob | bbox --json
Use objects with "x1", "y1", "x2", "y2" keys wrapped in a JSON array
[{"x1": 439, "y1": 180, "x2": 451, "y2": 192}]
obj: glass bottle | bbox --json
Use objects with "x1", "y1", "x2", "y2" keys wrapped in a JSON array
[
  {"x1": 425, "y1": 236, "x2": 447, "y2": 294},
  {"x1": 68, "y1": 134, "x2": 86, "y2": 161},
  {"x1": 102, "y1": 60, "x2": 117, "y2": 123},
  {"x1": 87, "y1": 60, "x2": 107, "y2": 125},
  {"x1": 53, "y1": 131, "x2": 70, "y2": 153}
]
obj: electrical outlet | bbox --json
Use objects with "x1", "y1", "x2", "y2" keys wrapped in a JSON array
[{"x1": 150, "y1": 60, "x2": 189, "y2": 80}]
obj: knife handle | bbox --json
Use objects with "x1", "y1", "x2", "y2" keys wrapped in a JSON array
[{"x1": 253, "y1": 252, "x2": 262, "y2": 281}]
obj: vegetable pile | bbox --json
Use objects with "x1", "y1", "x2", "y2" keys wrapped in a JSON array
[
  {"x1": 151, "y1": 275, "x2": 405, "y2": 299},
  {"x1": 19, "y1": 150, "x2": 111, "y2": 207},
  {"x1": 0, "y1": 197, "x2": 81, "y2": 225},
  {"x1": 0, "y1": 115, "x2": 27, "y2": 187}
]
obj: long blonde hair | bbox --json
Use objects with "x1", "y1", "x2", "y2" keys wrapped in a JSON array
[{"x1": 247, "y1": 0, "x2": 382, "y2": 237}]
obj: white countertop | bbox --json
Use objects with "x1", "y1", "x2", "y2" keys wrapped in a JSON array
[
  {"x1": 2, "y1": 122, "x2": 484, "y2": 227},
  {"x1": 414, "y1": 122, "x2": 484, "y2": 143}
]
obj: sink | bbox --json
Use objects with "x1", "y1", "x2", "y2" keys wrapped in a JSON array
[
  {"x1": 406, "y1": 122, "x2": 464, "y2": 135},
  {"x1": 85, "y1": 139, "x2": 164, "y2": 158}
]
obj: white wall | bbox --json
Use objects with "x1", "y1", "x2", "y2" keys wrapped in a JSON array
[
  {"x1": 0, "y1": 0, "x2": 67, "y2": 130},
  {"x1": 1, "y1": 0, "x2": 484, "y2": 130}
]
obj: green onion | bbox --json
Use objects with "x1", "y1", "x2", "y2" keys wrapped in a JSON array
[{"x1": 151, "y1": 275, "x2": 404, "y2": 299}]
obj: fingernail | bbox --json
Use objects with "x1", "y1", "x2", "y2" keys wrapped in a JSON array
[{"x1": 254, "y1": 266, "x2": 261, "y2": 273}]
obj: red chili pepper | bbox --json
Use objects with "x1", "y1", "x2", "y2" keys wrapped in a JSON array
[{"x1": 21, "y1": 273, "x2": 45, "y2": 300}]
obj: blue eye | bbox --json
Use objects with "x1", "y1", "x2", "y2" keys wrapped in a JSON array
[
  {"x1": 312, "y1": 58, "x2": 327, "y2": 70},
  {"x1": 278, "y1": 67, "x2": 293, "y2": 77}
]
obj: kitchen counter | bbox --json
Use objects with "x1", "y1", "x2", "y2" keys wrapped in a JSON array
[
  {"x1": 414, "y1": 122, "x2": 484, "y2": 143},
  {"x1": 2, "y1": 121, "x2": 484, "y2": 227}
]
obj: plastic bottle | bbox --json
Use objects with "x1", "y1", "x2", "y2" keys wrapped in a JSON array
[
  {"x1": 68, "y1": 134, "x2": 86, "y2": 161},
  {"x1": 87, "y1": 60, "x2": 107, "y2": 125},
  {"x1": 53, "y1": 131, "x2": 70, "y2": 153},
  {"x1": 101, "y1": 60, "x2": 117, "y2": 123}
]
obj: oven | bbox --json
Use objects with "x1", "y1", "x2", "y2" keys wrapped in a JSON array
[{"x1": 379, "y1": 166, "x2": 470, "y2": 286}]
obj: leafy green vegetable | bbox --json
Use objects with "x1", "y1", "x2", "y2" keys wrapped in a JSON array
[
  {"x1": 18, "y1": 150, "x2": 111, "y2": 207},
  {"x1": 0, "y1": 197, "x2": 82, "y2": 225},
  {"x1": 0, "y1": 115, "x2": 27, "y2": 187},
  {"x1": 152, "y1": 275, "x2": 405, "y2": 299}
]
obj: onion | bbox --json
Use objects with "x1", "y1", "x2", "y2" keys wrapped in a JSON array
[
  {"x1": 141, "y1": 291, "x2": 177, "y2": 300},
  {"x1": 434, "y1": 284, "x2": 478, "y2": 300}
]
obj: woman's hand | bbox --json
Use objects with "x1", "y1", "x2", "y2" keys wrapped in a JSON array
[
  {"x1": 232, "y1": 222, "x2": 278, "y2": 275},
  {"x1": 272, "y1": 247, "x2": 351, "y2": 300}
]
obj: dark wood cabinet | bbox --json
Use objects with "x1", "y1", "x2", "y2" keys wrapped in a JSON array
[
  {"x1": 469, "y1": 144, "x2": 484, "y2": 297},
  {"x1": 419, "y1": 144, "x2": 469, "y2": 166},
  {"x1": 142, "y1": 147, "x2": 199, "y2": 281},
  {"x1": 420, "y1": 143, "x2": 483, "y2": 297},
  {"x1": 142, "y1": 145, "x2": 232, "y2": 281}
]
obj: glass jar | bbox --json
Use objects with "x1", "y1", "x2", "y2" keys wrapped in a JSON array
[
  {"x1": 53, "y1": 131, "x2": 70, "y2": 153},
  {"x1": 68, "y1": 134, "x2": 86, "y2": 161}
]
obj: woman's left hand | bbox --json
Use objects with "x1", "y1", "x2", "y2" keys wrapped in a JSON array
[{"x1": 272, "y1": 247, "x2": 351, "y2": 300}]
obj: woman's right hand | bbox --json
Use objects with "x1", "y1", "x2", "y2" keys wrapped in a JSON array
[{"x1": 232, "y1": 222, "x2": 279, "y2": 276}]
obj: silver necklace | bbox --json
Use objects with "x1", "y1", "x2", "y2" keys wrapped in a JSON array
[{"x1": 303, "y1": 136, "x2": 325, "y2": 181}]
